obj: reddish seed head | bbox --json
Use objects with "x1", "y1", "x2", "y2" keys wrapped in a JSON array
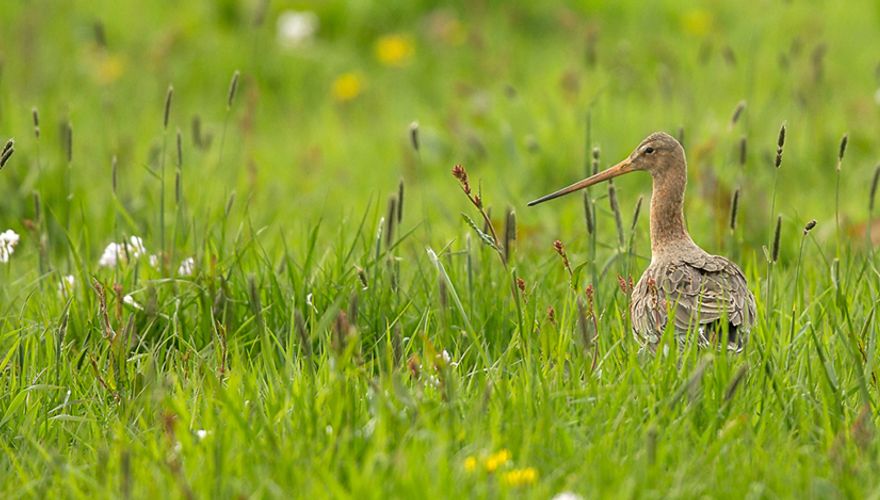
[
  {"x1": 451, "y1": 164, "x2": 471, "y2": 194},
  {"x1": 407, "y1": 355, "x2": 421, "y2": 379},
  {"x1": 553, "y1": 240, "x2": 565, "y2": 255},
  {"x1": 451, "y1": 164, "x2": 466, "y2": 181},
  {"x1": 516, "y1": 277, "x2": 526, "y2": 294}
]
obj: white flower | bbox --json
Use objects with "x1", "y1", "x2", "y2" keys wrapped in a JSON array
[
  {"x1": 277, "y1": 10, "x2": 318, "y2": 48},
  {"x1": 552, "y1": 493, "x2": 584, "y2": 500},
  {"x1": 195, "y1": 429, "x2": 209, "y2": 440},
  {"x1": 98, "y1": 243, "x2": 120, "y2": 267},
  {"x1": 437, "y1": 349, "x2": 459, "y2": 367},
  {"x1": 0, "y1": 229, "x2": 20, "y2": 263},
  {"x1": 178, "y1": 257, "x2": 195, "y2": 276},
  {"x1": 306, "y1": 293, "x2": 318, "y2": 313},
  {"x1": 98, "y1": 236, "x2": 149, "y2": 267},
  {"x1": 58, "y1": 274, "x2": 75, "y2": 295},
  {"x1": 149, "y1": 254, "x2": 159, "y2": 268},
  {"x1": 123, "y1": 294, "x2": 143, "y2": 310}
]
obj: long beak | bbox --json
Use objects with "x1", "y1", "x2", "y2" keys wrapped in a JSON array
[{"x1": 528, "y1": 158, "x2": 635, "y2": 206}]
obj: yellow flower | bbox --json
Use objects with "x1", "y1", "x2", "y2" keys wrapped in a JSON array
[
  {"x1": 483, "y1": 449, "x2": 511, "y2": 473},
  {"x1": 501, "y1": 467, "x2": 538, "y2": 487},
  {"x1": 332, "y1": 72, "x2": 363, "y2": 102},
  {"x1": 463, "y1": 456, "x2": 477, "y2": 472},
  {"x1": 681, "y1": 9, "x2": 713, "y2": 37},
  {"x1": 96, "y1": 53, "x2": 126, "y2": 85},
  {"x1": 374, "y1": 34, "x2": 414, "y2": 67}
]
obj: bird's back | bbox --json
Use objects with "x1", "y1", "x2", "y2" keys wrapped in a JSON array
[{"x1": 631, "y1": 249, "x2": 756, "y2": 351}]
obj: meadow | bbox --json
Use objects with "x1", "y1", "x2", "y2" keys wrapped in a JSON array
[{"x1": 2, "y1": 0, "x2": 880, "y2": 497}]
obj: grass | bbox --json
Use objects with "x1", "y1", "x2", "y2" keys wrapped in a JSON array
[{"x1": 2, "y1": 0, "x2": 880, "y2": 497}]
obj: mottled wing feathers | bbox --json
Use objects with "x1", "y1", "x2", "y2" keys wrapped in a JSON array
[{"x1": 631, "y1": 254, "x2": 756, "y2": 346}]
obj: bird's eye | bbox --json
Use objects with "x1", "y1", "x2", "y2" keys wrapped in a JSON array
[{"x1": 644, "y1": 147, "x2": 655, "y2": 155}]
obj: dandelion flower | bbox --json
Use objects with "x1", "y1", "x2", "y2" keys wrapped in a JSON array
[
  {"x1": 0, "y1": 229, "x2": 20, "y2": 263},
  {"x1": 463, "y1": 456, "x2": 477, "y2": 472},
  {"x1": 95, "y1": 53, "x2": 126, "y2": 86},
  {"x1": 681, "y1": 9, "x2": 713, "y2": 37},
  {"x1": 277, "y1": 10, "x2": 318, "y2": 48},
  {"x1": 484, "y1": 449, "x2": 511, "y2": 473},
  {"x1": 332, "y1": 72, "x2": 363, "y2": 102},
  {"x1": 178, "y1": 257, "x2": 195, "y2": 276},
  {"x1": 374, "y1": 34, "x2": 414, "y2": 66},
  {"x1": 501, "y1": 467, "x2": 538, "y2": 487}
]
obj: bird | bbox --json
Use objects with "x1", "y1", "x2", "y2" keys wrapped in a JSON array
[{"x1": 528, "y1": 132, "x2": 756, "y2": 351}]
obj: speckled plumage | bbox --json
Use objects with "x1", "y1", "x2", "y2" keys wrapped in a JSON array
[
  {"x1": 530, "y1": 131, "x2": 757, "y2": 351},
  {"x1": 630, "y1": 249, "x2": 756, "y2": 351}
]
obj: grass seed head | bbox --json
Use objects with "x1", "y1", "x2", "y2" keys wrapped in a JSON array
[
  {"x1": 553, "y1": 239, "x2": 573, "y2": 279},
  {"x1": 385, "y1": 195, "x2": 397, "y2": 249},
  {"x1": 32, "y1": 108, "x2": 40, "y2": 139},
  {"x1": 738, "y1": 136, "x2": 747, "y2": 166},
  {"x1": 837, "y1": 133, "x2": 848, "y2": 170},
  {"x1": 803, "y1": 219, "x2": 817, "y2": 235},
  {"x1": 775, "y1": 124, "x2": 785, "y2": 168},
  {"x1": 591, "y1": 147, "x2": 600, "y2": 175},
  {"x1": 451, "y1": 164, "x2": 470, "y2": 194},
  {"x1": 546, "y1": 306, "x2": 556, "y2": 325},
  {"x1": 355, "y1": 265, "x2": 368, "y2": 289},
  {"x1": 0, "y1": 145, "x2": 13, "y2": 170},
  {"x1": 608, "y1": 180, "x2": 625, "y2": 247},
  {"x1": 0, "y1": 139, "x2": 13, "y2": 169},
  {"x1": 192, "y1": 115, "x2": 203, "y2": 148},
  {"x1": 397, "y1": 179, "x2": 404, "y2": 224},
  {"x1": 176, "y1": 128, "x2": 183, "y2": 168},
  {"x1": 729, "y1": 189, "x2": 740, "y2": 231},
  {"x1": 631, "y1": 195, "x2": 643, "y2": 232},
  {"x1": 163, "y1": 85, "x2": 174, "y2": 130},
  {"x1": 409, "y1": 121, "x2": 419, "y2": 152},
  {"x1": 227, "y1": 70, "x2": 240, "y2": 109},
  {"x1": 582, "y1": 191, "x2": 594, "y2": 234},
  {"x1": 503, "y1": 208, "x2": 516, "y2": 262},
  {"x1": 730, "y1": 100, "x2": 746, "y2": 127}
]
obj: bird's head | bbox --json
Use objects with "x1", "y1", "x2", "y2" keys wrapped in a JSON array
[{"x1": 528, "y1": 131, "x2": 684, "y2": 206}]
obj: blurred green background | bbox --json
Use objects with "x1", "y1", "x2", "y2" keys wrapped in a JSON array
[{"x1": 3, "y1": 0, "x2": 879, "y2": 260}]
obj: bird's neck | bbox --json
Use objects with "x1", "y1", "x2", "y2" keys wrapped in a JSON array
[{"x1": 649, "y1": 165, "x2": 695, "y2": 258}]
